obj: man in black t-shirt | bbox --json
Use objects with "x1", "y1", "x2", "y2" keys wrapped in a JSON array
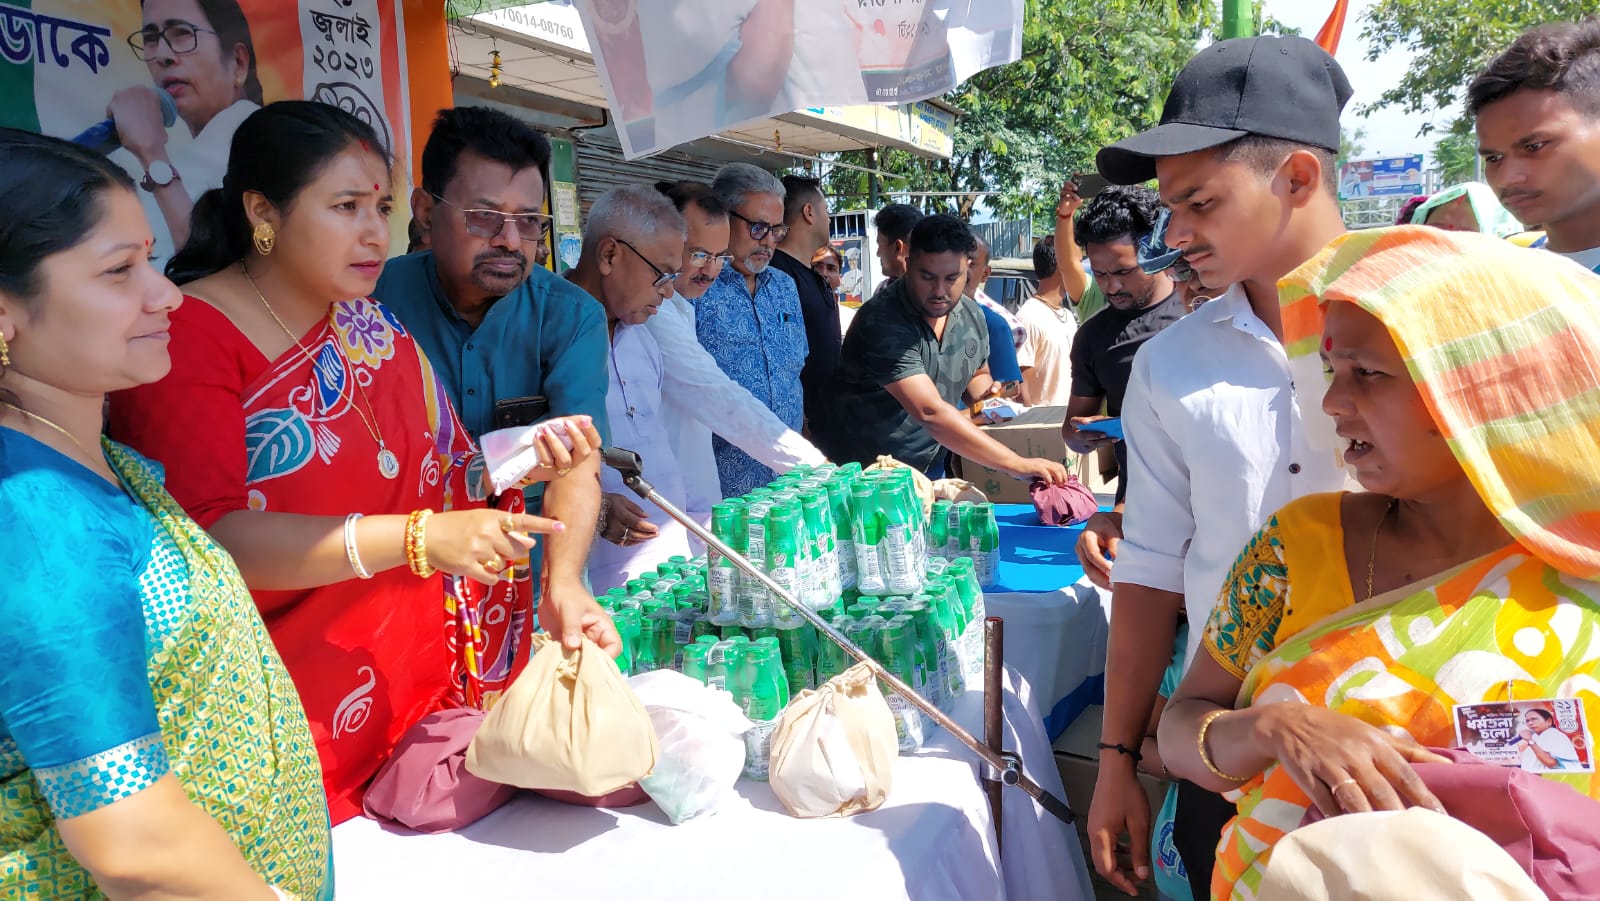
[
  {"x1": 813, "y1": 215, "x2": 1068, "y2": 485},
  {"x1": 1059, "y1": 187, "x2": 1181, "y2": 504}
]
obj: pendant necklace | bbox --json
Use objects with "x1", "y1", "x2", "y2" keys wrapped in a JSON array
[{"x1": 242, "y1": 263, "x2": 400, "y2": 479}]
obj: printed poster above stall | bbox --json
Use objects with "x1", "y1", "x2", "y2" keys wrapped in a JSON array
[
  {"x1": 0, "y1": 0, "x2": 423, "y2": 265},
  {"x1": 571, "y1": 0, "x2": 1023, "y2": 159}
]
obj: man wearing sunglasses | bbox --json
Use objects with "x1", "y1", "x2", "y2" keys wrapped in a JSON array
[
  {"x1": 695, "y1": 163, "x2": 810, "y2": 497},
  {"x1": 376, "y1": 106, "x2": 612, "y2": 651}
]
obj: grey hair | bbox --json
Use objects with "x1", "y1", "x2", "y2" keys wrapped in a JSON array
[
  {"x1": 583, "y1": 184, "x2": 686, "y2": 247},
  {"x1": 713, "y1": 162, "x2": 785, "y2": 212}
]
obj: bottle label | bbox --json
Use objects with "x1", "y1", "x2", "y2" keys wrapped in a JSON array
[
  {"x1": 837, "y1": 537, "x2": 858, "y2": 589},
  {"x1": 743, "y1": 719, "x2": 778, "y2": 780},
  {"x1": 673, "y1": 618, "x2": 693, "y2": 645},
  {"x1": 709, "y1": 566, "x2": 736, "y2": 619},
  {"x1": 883, "y1": 526, "x2": 919, "y2": 593},
  {"x1": 885, "y1": 693, "x2": 925, "y2": 752},
  {"x1": 857, "y1": 541, "x2": 886, "y2": 593}
]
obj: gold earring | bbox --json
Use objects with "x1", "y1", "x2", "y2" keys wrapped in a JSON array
[
  {"x1": 0, "y1": 333, "x2": 9, "y2": 369},
  {"x1": 252, "y1": 221, "x2": 276, "y2": 256}
]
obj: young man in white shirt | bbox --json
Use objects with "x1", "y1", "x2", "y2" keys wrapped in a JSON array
[
  {"x1": 1079, "y1": 36, "x2": 1354, "y2": 899},
  {"x1": 1471, "y1": 18, "x2": 1600, "y2": 274},
  {"x1": 1016, "y1": 236, "x2": 1079, "y2": 406}
]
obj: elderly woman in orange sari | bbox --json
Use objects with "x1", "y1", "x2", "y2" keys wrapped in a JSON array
[{"x1": 1158, "y1": 226, "x2": 1600, "y2": 899}]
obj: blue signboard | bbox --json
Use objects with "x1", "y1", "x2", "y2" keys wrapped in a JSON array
[{"x1": 1338, "y1": 155, "x2": 1425, "y2": 200}]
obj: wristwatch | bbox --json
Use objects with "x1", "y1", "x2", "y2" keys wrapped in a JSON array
[{"x1": 139, "y1": 159, "x2": 178, "y2": 192}]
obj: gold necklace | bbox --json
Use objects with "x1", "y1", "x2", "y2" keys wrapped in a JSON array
[
  {"x1": 0, "y1": 401, "x2": 100, "y2": 460},
  {"x1": 1365, "y1": 497, "x2": 1400, "y2": 601},
  {"x1": 240, "y1": 263, "x2": 400, "y2": 479}
]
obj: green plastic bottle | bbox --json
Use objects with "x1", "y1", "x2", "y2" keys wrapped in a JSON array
[
  {"x1": 879, "y1": 617, "x2": 926, "y2": 751},
  {"x1": 851, "y1": 481, "x2": 886, "y2": 594},
  {"x1": 776, "y1": 622, "x2": 816, "y2": 695},
  {"x1": 681, "y1": 642, "x2": 711, "y2": 685},
  {"x1": 740, "y1": 644, "x2": 788, "y2": 781},
  {"x1": 612, "y1": 607, "x2": 641, "y2": 675},
  {"x1": 879, "y1": 481, "x2": 920, "y2": 595},
  {"x1": 973, "y1": 501, "x2": 1001, "y2": 588},
  {"x1": 740, "y1": 492, "x2": 777, "y2": 628},
  {"x1": 929, "y1": 500, "x2": 952, "y2": 565},
  {"x1": 826, "y1": 476, "x2": 859, "y2": 591},
  {"x1": 708, "y1": 502, "x2": 742, "y2": 625},
  {"x1": 766, "y1": 504, "x2": 805, "y2": 628}
]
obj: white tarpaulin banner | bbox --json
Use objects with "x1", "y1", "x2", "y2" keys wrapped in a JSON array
[{"x1": 570, "y1": 0, "x2": 1023, "y2": 159}]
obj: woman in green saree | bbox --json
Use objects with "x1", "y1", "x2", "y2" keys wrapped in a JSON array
[{"x1": 0, "y1": 130, "x2": 330, "y2": 897}]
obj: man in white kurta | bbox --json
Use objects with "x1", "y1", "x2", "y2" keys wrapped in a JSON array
[{"x1": 564, "y1": 185, "x2": 696, "y2": 591}]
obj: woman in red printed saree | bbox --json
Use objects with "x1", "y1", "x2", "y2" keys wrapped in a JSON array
[
  {"x1": 109, "y1": 102, "x2": 612, "y2": 823},
  {"x1": 1159, "y1": 227, "x2": 1600, "y2": 899}
]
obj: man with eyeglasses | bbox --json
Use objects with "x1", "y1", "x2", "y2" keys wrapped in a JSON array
[
  {"x1": 1059, "y1": 186, "x2": 1183, "y2": 509},
  {"x1": 647, "y1": 180, "x2": 828, "y2": 529},
  {"x1": 771, "y1": 175, "x2": 840, "y2": 434},
  {"x1": 695, "y1": 163, "x2": 810, "y2": 497},
  {"x1": 375, "y1": 105, "x2": 613, "y2": 650},
  {"x1": 562, "y1": 185, "x2": 696, "y2": 589}
]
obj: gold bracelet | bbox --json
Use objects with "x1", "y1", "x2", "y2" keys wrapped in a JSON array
[
  {"x1": 405, "y1": 509, "x2": 436, "y2": 578},
  {"x1": 1197, "y1": 709, "x2": 1250, "y2": 783}
]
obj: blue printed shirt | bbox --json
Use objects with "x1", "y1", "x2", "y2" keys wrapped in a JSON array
[{"x1": 693, "y1": 263, "x2": 808, "y2": 496}]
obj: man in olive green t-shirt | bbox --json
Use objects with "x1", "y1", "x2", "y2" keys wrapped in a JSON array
[{"x1": 814, "y1": 215, "x2": 1069, "y2": 485}]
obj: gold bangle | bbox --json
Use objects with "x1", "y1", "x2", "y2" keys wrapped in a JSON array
[
  {"x1": 405, "y1": 509, "x2": 436, "y2": 578},
  {"x1": 1197, "y1": 709, "x2": 1250, "y2": 783}
]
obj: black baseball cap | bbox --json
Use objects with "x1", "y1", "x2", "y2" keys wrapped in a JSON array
[{"x1": 1097, "y1": 35, "x2": 1354, "y2": 186}]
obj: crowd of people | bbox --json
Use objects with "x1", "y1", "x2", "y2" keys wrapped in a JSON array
[{"x1": 0, "y1": 10, "x2": 1596, "y2": 901}]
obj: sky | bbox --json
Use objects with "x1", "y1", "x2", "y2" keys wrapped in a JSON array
[{"x1": 1259, "y1": 0, "x2": 1453, "y2": 164}]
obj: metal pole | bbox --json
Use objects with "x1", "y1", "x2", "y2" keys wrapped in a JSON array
[
  {"x1": 603, "y1": 448, "x2": 1075, "y2": 827},
  {"x1": 982, "y1": 617, "x2": 1005, "y2": 854}
]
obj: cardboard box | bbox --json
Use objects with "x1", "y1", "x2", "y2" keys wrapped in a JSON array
[{"x1": 952, "y1": 405, "x2": 1070, "y2": 503}]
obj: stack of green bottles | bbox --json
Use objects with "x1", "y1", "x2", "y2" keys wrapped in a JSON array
[
  {"x1": 597, "y1": 465, "x2": 998, "y2": 768},
  {"x1": 929, "y1": 499, "x2": 1002, "y2": 589}
]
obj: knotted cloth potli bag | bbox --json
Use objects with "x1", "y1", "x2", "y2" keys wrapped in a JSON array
[
  {"x1": 768, "y1": 661, "x2": 898, "y2": 818},
  {"x1": 864, "y1": 455, "x2": 935, "y2": 518},
  {"x1": 466, "y1": 633, "x2": 657, "y2": 796}
]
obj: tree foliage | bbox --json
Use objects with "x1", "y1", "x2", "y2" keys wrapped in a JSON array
[
  {"x1": 1430, "y1": 120, "x2": 1479, "y2": 186},
  {"x1": 822, "y1": 0, "x2": 1215, "y2": 220},
  {"x1": 1358, "y1": 0, "x2": 1594, "y2": 133},
  {"x1": 1339, "y1": 127, "x2": 1369, "y2": 166}
]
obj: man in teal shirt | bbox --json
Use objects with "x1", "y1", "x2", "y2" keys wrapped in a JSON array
[{"x1": 375, "y1": 106, "x2": 613, "y2": 649}]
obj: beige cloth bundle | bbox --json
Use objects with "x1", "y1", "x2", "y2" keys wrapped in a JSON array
[
  {"x1": 768, "y1": 662, "x2": 897, "y2": 818},
  {"x1": 930, "y1": 478, "x2": 988, "y2": 505},
  {"x1": 1259, "y1": 808, "x2": 1544, "y2": 900},
  {"x1": 466, "y1": 633, "x2": 657, "y2": 795},
  {"x1": 864, "y1": 455, "x2": 935, "y2": 517}
]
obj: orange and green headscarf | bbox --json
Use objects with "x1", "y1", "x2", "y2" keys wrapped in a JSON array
[{"x1": 1279, "y1": 226, "x2": 1600, "y2": 578}]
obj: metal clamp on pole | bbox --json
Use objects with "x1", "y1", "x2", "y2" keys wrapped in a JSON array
[{"x1": 601, "y1": 447, "x2": 1076, "y2": 828}]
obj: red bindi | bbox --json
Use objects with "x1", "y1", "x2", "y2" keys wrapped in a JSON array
[
  {"x1": 1324, "y1": 337, "x2": 1334, "y2": 352},
  {"x1": 373, "y1": 184, "x2": 380, "y2": 191}
]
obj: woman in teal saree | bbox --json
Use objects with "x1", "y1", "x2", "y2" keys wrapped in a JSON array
[{"x1": 0, "y1": 130, "x2": 330, "y2": 898}]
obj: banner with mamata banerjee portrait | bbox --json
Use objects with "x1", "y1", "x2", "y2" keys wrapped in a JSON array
[{"x1": 0, "y1": 0, "x2": 450, "y2": 265}]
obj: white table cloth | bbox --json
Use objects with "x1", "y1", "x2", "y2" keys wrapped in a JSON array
[
  {"x1": 983, "y1": 580, "x2": 1112, "y2": 738},
  {"x1": 331, "y1": 667, "x2": 1091, "y2": 900}
]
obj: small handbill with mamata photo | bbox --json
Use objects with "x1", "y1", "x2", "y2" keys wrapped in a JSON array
[{"x1": 1454, "y1": 698, "x2": 1595, "y2": 774}]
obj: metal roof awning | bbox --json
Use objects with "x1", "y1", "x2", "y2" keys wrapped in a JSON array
[{"x1": 451, "y1": 6, "x2": 955, "y2": 162}]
